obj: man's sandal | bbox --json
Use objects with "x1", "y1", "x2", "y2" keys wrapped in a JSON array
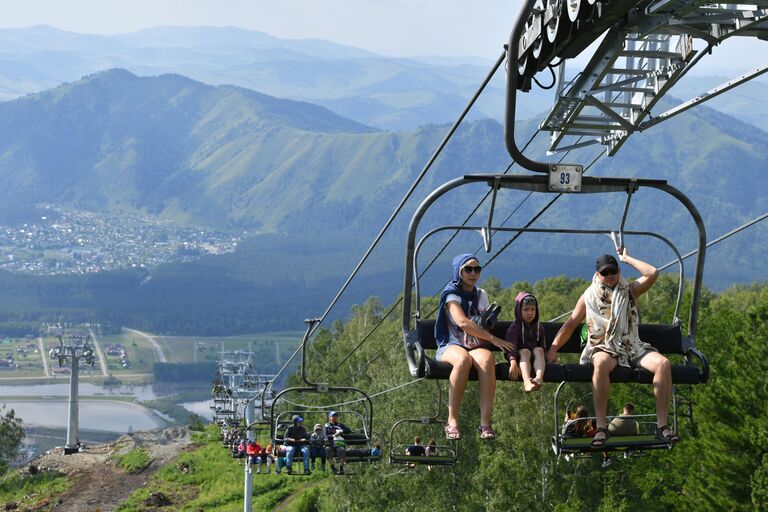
[
  {"x1": 655, "y1": 425, "x2": 680, "y2": 443},
  {"x1": 590, "y1": 427, "x2": 609, "y2": 448},
  {"x1": 444, "y1": 424, "x2": 461, "y2": 440}
]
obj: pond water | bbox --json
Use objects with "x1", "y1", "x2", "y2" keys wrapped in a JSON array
[
  {"x1": 3, "y1": 399, "x2": 165, "y2": 432},
  {"x1": 0, "y1": 383, "x2": 159, "y2": 400}
]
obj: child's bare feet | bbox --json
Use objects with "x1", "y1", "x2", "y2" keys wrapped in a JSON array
[
  {"x1": 531, "y1": 377, "x2": 542, "y2": 390},
  {"x1": 524, "y1": 380, "x2": 537, "y2": 393}
]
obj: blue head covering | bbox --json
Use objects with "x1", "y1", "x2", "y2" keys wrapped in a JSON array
[{"x1": 434, "y1": 254, "x2": 480, "y2": 346}]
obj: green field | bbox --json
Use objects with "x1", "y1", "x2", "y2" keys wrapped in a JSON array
[
  {"x1": 156, "y1": 332, "x2": 302, "y2": 366},
  {"x1": 0, "y1": 329, "x2": 303, "y2": 384},
  {"x1": 97, "y1": 333, "x2": 156, "y2": 375},
  {"x1": 0, "y1": 338, "x2": 45, "y2": 378}
]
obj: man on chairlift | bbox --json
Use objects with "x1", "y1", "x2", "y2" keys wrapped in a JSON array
[
  {"x1": 546, "y1": 246, "x2": 681, "y2": 449},
  {"x1": 325, "y1": 411, "x2": 351, "y2": 474}
]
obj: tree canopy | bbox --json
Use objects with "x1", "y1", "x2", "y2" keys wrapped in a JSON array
[{"x1": 289, "y1": 275, "x2": 767, "y2": 511}]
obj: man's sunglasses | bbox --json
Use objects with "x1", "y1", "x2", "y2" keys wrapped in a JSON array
[
  {"x1": 462, "y1": 265, "x2": 482, "y2": 274},
  {"x1": 599, "y1": 268, "x2": 618, "y2": 277}
]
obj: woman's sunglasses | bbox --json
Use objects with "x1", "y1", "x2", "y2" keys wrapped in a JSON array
[
  {"x1": 462, "y1": 265, "x2": 482, "y2": 274},
  {"x1": 599, "y1": 268, "x2": 619, "y2": 277}
]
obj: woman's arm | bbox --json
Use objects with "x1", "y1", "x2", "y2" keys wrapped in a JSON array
[{"x1": 447, "y1": 301, "x2": 514, "y2": 352}]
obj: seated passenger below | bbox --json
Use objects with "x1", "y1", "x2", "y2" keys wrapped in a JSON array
[
  {"x1": 505, "y1": 292, "x2": 546, "y2": 393},
  {"x1": 262, "y1": 442, "x2": 276, "y2": 474},
  {"x1": 371, "y1": 443, "x2": 382, "y2": 458},
  {"x1": 406, "y1": 436, "x2": 426, "y2": 457},
  {"x1": 608, "y1": 402, "x2": 640, "y2": 436},
  {"x1": 309, "y1": 423, "x2": 327, "y2": 472},
  {"x1": 284, "y1": 415, "x2": 311, "y2": 475},
  {"x1": 274, "y1": 444, "x2": 288, "y2": 474},
  {"x1": 235, "y1": 439, "x2": 246, "y2": 459},
  {"x1": 246, "y1": 440, "x2": 262, "y2": 474},
  {"x1": 325, "y1": 411, "x2": 351, "y2": 475},
  {"x1": 425, "y1": 438, "x2": 437, "y2": 457},
  {"x1": 562, "y1": 405, "x2": 596, "y2": 438}
]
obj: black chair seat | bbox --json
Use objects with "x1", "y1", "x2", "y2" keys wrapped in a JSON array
[{"x1": 414, "y1": 319, "x2": 707, "y2": 384}]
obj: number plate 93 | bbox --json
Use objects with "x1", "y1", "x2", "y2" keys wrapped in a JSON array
[{"x1": 548, "y1": 164, "x2": 582, "y2": 192}]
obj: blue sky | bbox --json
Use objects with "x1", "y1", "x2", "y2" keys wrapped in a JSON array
[{"x1": 0, "y1": 0, "x2": 762, "y2": 73}]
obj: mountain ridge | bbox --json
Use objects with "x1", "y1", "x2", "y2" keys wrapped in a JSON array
[{"x1": 0, "y1": 69, "x2": 764, "y2": 335}]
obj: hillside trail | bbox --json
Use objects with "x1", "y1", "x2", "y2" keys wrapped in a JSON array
[
  {"x1": 22, "y1": 427, "x2": 193, "y2": 512},
  {"x1": 272, "y1": 479, "x2": 324, "y2": 512}
]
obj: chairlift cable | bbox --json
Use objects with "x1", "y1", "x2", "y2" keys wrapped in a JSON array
[
  {"x1": 264, "y1": 51, "x2": 507, "y2": 388},
  {"x1": 546, "y1": 211, "x2": 768, "y2": 324},
  {"x1": 330, "y1": 127, "x2": 547, "y2": 374},
  {"x1": 336, "y1": 141, "x2": 592, "y2": 382},
  {"x1": 276, "y1": 378, "x2": 426, "y2": 411},
  {"x1": 305, "y1": 51, "x2": 507, "y2": 335},
  {"x1": 657, "y1": 211, "x2": 768, "y2": 272}
]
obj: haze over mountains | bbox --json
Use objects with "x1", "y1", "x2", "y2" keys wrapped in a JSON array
[
  {"x1": 1, "y1": 25, "x2": 766, "y2": 131},
  {"x1": 0, "y1": 27, "x2": 765, "y2": 335}
]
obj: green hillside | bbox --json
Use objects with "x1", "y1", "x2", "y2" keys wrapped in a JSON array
[
  {"x1": 5, "y1": 276, "x2": 764, "y2": 510},
  {"x1": 0, "y1": 71, "x2": 765, "y2": 335}
]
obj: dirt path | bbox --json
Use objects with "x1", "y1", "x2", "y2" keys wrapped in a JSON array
[
  {"x1": 88, "y1": 328, "x2": 109, "y2": 376},
  {"x1": 273, "y1": 479, "x2": 324, "y2": 512},
  {"x1": 37, "y1": 337, "x2": 51, "y2": 377},
  {"x1": 123, "y1": 328, "x2": 167, "y2": 363},
  {"x1": 28, "y1": 427, "x2": 193, "y2": 512}
]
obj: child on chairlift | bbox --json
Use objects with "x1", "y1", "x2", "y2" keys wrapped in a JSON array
[{"x1": 505, "y1": 292, "x2": 547, "y2": 392}]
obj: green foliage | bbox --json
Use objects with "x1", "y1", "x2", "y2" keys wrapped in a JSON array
[
  {"x1": 0, "y1": 406, "x2": 25, "y2": 475},
  {"x1": 0, "y1": 470, "x2": 69, "y2": 508},
  {"x1": 113, "y1": 448, "x2": 152, "y2": 474},
  {"x1": 189, "y1": 414, "x2": 206, "y2": 432},
  {"x1": 292, "y1": 277, "x2": 768, "y2": 511},
  {"x1": 117, "y1": 424, "x2": 328, "y2": 511}
]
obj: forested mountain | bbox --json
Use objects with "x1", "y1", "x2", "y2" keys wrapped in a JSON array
[{"x1": 0, "y1": 70, "x2": 765, "y2": 335}]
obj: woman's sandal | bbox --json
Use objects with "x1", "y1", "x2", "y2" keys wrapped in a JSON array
[
  {"x1": 444, "y1": 424, "x2": 461, "y2": 440},
  {"x1": 478, "y1": 425, "x2": 496, "y2": 440},
  {"x1": 655, "y1": 425, "x2": 681, "y2": 443},
  {"x1": 590, "y1": 427, "x2": 609, "y2": 448}
]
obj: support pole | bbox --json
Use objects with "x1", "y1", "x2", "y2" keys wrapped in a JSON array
[
  {"x1": 65, "y1": 355, "x2": 79, "y2": 454},
  {"x1": 243, "y1": 399, "x2": 255, "y2": 512}
]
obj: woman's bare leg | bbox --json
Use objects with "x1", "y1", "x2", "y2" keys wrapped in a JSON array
[
  {"x1": 469, "y1": 348, "x2": 497, "y2": 426},
  {"x1": 440, "y1": 345, "x2": 473, "y2": 427}
]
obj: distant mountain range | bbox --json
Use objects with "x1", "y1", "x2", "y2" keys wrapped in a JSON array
[
  {"x1": 0, "y1": 68, "x2": 764, "y2": 336},
  {"x1": 1, "y1": 25, "x2": 765, "y2": 132}
]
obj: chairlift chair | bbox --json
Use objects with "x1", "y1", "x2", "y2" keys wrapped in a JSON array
[
  {"x1": 401, "y1": 174, "x2": 710, "y2": 455},
  {"x1": 388, "y1": 417, "x2": 459, "y2": 467},
  {"x1": 388, "y1": 381, "x2": 459, "y2": 467},
  {"x1": 267, "y1": 319, "x2": 378, "y2": 466}
]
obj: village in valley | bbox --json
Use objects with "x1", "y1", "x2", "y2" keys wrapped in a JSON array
[{"x1": 0, "y1": 206, "x2": 241, "y2": 275}]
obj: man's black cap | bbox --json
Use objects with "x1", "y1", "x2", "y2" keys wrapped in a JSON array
[{"x1": 596, "y1": 254, "x2": 619, "y2": 273}]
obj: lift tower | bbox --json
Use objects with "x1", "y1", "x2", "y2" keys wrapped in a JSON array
[{"x1": 52, "y1": 332, "x2": 96, "y2": 454}]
